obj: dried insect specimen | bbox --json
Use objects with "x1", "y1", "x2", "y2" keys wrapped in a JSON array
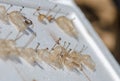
[
  {"x1": 33, "y1": 5, "x2": 57, "y2": 24},
  {"x1": 66, "y1": 49, "x2": 95, "y2": 81},
  {"x1": 55, "y1": 16, "x2": 78, "y2": 39},
  {"x1": 48, "y1": 37, "x2": 71, "y2": 69},
  {"x1": 0, "y1": 5, "x2": 36, "y2": 48},
  {"x1": 49, "y1": 33, "x2": 95, "y2": 81},
  {"x1": 0, "y1": 39, "x2": 43, "y2": 69},
  {"x1": 7, "y1": 7, "x2": 36, "y2": 48},
  {"x1": 49, "y1": 45, "x2": 66, "y2": 69}
]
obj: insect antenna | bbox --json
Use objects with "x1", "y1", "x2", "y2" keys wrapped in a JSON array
[
  {"x1": 59, "y1": 41, "x2": 67, "y2": 57},
  {"x1": 19, "y1": 6, "x2": 24, "y2": 13},
  {"x1": 6, "y1": 4, "x2": 13, "y2": 12},
  {"x1": 14, "y1": 33, "x2": 24, "y2": 41},
  {"x1": 5, "y1": 31, "x2": 12, "y2": 39},
  {"x1": 82, "y1": 69, "x2": 91, "y2": 81},
  {"x1": 35, "y1": 42, "x2": 40, "y2": 52},
  {"x1": 53, "y1": 8, "x2": 61, "y2": 19},
  {"x1": 47, "y1": 8, "x2": 61, "y2": 22},
  {"x1": 79, "y1": 64, "x2": 91, "y2": 81},
  {"x1": 51, "y1": 37, "x2": 61, "y2": 51},
  {"x1": 11, "y1": 63, "x2": 27, "y2": 81},
  {"x1": 34, "y1": 60, "x2": 44, "y2": 70},
  {"x1": 66, "y1": 42, "x2": 71, "y2": 50},
  {"x1": 68, "y1": 49, "x2": 72, "y2": 53},
  {"x1": 79, "y1": 45, "x2": 88, "y2": 54},
  {"x1": 33, "y1": 6, "x2": 40, "y2": 15},
  {"x1": 63, "y1": 41, "x2": 67, "y2": 48},
  {"x1": 46, "y1": 4, "x2": 57, "y2": 17},
  {"x1": 23, "y1": 33, "x2": 36, "y2": 48}
]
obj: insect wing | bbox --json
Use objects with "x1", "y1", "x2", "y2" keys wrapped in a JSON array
[
  {"x1": 0, "y1": 5, "x2": 9, "y2": 24},
  {"x1": 8, "y1": 11, "x2": 27, "y2": 32},
  {"x1": 82, "y1": 55, "x2": 96, "y2": 71},
  {"x1": 56, "y1": 16, "x2": 78, "y2": 38}
]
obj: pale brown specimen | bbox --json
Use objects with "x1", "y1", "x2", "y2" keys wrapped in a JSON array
[
  {"x1": 0, "y1": 5, "x2": 36, "y2": 48},
  {"x1": 0, "y1": 38, "x2": 95, "y2": 81},
  {"x1": 8, "y1": 10, "x2": 36, "y2": 48},
  {"x1": 55, "y1": 16, "x2": 78, "y2": 39},
  {"x1": 33, "y1": 5, "x2": 57, "y2": 24}
]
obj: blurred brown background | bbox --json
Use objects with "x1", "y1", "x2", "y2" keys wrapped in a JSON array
[{"x1": 75, "y1": 0, "x2": 120, "y2": 64}]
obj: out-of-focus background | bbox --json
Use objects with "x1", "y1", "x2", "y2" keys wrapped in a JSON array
[{"x1": 75, "y1": 0, "x2": 120, "y2": 64}]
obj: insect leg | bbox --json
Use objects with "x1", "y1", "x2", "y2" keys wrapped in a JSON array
[
  {"x1": 23, "y1": 33, "x2": 36, "y2": 48},
  {"x1": 34, "y1": 61, "x2": 44, "y2": 70},
  {"x1": 49, "y1": 8, "x2": 61, "y2": 22},
  {"x1": 46, "y1": 4, "x2": 57, "y2": 16},
  {"x1": 33, "y1": 7, "x2": 40, "y2": 15},
  {"x1": 23, "y1": 27, "x2": 36, "y2": 48},
  {"x1": 6, "y1": 4, "x2": 13, "y2": 12},
  {"x1": 79, "y1": 45, "x2": 88, "y2": 54},
  {"x1": 54, "y1": 9, "x2": 61, "y2": 18},
  {"x1": 80, "y1": 64, "x2": 91, "y2": 81},
  {"x1": 13, "y1": 65, "x2": 27, "y2": 81},
  {"x1": 35, "y1": 43, "x2": 40, "y2": 52},
  {"x1": 66, "y1": 42, "x2": 71, "y2": 50},
  {"x1": 14, "y1": 31, "x2": 27, "y2": 41},
  {"x1": 19, "y1": 6, "x2": 24, "y2": 13},
  {"x1": 5, "y1": 31, "x2": 12, "y2": 39},
  {"x1": 14, "y1": 33, "x2": 24, "y2": 41},
  {"x1": 51, "y1": 37, "x2": 61, "y2": 50}
]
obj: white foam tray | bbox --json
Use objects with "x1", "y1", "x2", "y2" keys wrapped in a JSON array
[{"x1": 0, "y1": 0, "x2": 119, "y2": 81}]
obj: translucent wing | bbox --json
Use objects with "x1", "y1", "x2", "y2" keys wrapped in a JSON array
[
  {"x1": 8, "y1": 11, "x2": 27, "y2": 32},
  {"x1": 81, "y1": 55, "x2": 96, "y2": 71},
  {"x1": 56, "y1": 16, "x2": 78, "y2": 38},
  {"x1": 0, "y1": 5, "x2": 9, "y2": 24}
]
